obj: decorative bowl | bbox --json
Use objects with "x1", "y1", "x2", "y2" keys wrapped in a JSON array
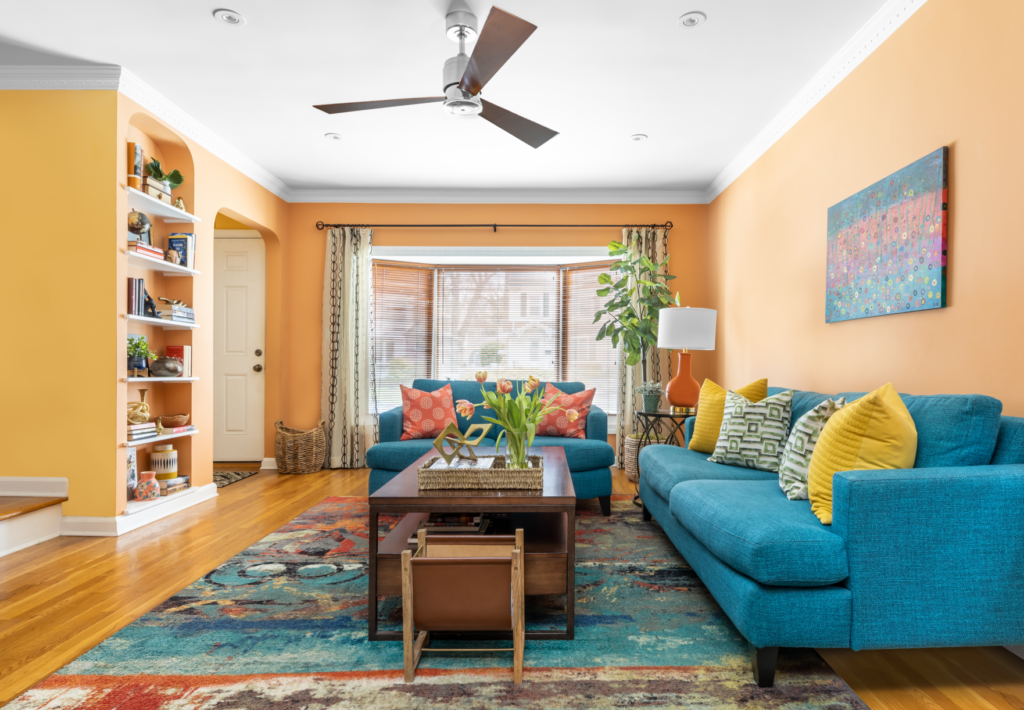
[
  {"x1": 149, "y1": 356, "x2": 184, "y2": 378},
  {"x1": 158, "y1": 414, "x2": 190, "y2": 428}
]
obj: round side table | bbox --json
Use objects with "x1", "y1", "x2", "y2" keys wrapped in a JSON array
[{"x1": 632, "y1": 409, "x2": 691, "y2": 510}]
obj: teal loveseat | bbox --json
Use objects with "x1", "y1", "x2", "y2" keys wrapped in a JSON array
[
  {"x1": 638, "y1": 387, "x2": 1024, "y2": 687},
  {"x1": 368, "y1": 379, "x2": 615, "y2": 513}
]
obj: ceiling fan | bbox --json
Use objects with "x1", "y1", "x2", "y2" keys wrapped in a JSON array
[{"x1": 314, "y1": 6, "x2": 558, "y2": 149}]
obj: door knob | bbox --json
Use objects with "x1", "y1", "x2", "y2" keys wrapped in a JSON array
[
  {"x1": 255, "y1": 349, "x2": 263, "y2": 356},
  {"x1": 253, "y1": 364, "x2": 263, "y2": 372}
]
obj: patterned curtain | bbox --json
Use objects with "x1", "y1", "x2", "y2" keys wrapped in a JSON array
[
  {"x1": 321, "y1": 227, "x2": 378, "y2": 468},
  {"x1": 615, "y1": 227, "x2": 671, "y2": 468}
]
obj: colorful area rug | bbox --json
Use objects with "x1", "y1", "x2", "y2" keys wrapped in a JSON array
[{"x1": 10, "y1": 496, "x2": 866, "y2": 709}]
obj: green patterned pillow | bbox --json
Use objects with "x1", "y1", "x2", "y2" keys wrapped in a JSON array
[
  {"x1": 708, "y1": 389, "x2": 794, "y2": 472},
  {"x1": 778, "y1": 397, "x2": 846, "y2": 500}
]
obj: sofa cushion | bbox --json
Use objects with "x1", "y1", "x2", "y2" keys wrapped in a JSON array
[
  {"x1": 709, "y1": 389, "x2": 794, "y2": 472},
  {"x1": 639, "y1": 444, "x2": 776, "y2": 503},
  {"x1": 399, "y1": 383, "x2": 457, "y2": 441},
  {"x1": 366, "y1": 439, "x2": 497, "y2": 472},
  {"x1": 670, "y1": 480, "x2": 849, "y2": 586},
  {"x1": 689, "y1": 378, "x2": 768, "y2": 454},
  {"x1": 992, "y1": 417, "x2": 1024, "y2": 465},
  {"x1": 537, "y1": 383, "x2": 595, "y2": 439},
  {"x1": 768, "y1": 387, "x2": 1003, "y2": 469},
  {"x1": 529, "y1": 436, "x2": 614, "y2": 471}
]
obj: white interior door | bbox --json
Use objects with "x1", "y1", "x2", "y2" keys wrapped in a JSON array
[{"x1": 214, "y1": 233, "x2": 266, "y2": 461}]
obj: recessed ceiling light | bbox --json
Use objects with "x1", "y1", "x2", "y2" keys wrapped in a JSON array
[
  {"x1": 678, "y1": 11, "x2": 706, "y2": 28},
  {"x1": 325, "y1": 133, "x2": 342, "y2": 141},
  {"x1": 630, "y1": 134, "x2": 648, "y2": 142},
  {"x1": 213, "y1": 8, "x2": 246, "y2": 26}
]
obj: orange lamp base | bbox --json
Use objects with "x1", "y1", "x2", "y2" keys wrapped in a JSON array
[{"x1": 665, "y1": 351, "x2": 701, "y2": 412}]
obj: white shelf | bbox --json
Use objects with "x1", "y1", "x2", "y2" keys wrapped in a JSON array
[
  {"x1": 126, "y1": 186, "x2": 201, "y2": 223},
  {"x1": 123, "y1": 484, "x2": 206, "y2": 516},
  {"x1": 121, "y1": 428, "x2": 198, "y2": 448},
  {"x1": 126, "y1": 249, "x2": 200, "y2": 276},
  {"x1": 123, "y1": 377, "x2": 199, "y2": 383},
  {"x1": 125, "y1": 314, "x2": 199, "y2": 331}
]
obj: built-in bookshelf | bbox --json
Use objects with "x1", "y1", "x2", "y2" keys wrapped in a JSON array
[{"x1": 122, "y1": 123, "x2": 208, "y2": 523}]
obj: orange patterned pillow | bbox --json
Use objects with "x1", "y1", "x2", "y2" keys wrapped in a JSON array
[
  {"x1": 537, "y1": 383, "x2": 596, "y2": 439},
  {"x1": 400, "y1": 383, "x2": 457, "y2": 441}
]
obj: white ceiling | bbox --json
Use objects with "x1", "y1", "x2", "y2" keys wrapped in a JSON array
[{"x1": 1, "y1": 0, "x2": 893, "y2": 198}]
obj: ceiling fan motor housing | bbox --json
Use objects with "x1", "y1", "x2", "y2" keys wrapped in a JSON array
[{"x1": 442, "y1": 53, "x2": 482, "y2": 115}]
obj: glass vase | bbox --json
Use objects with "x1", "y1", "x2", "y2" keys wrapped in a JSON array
[{"x1": 503, "y1": 427, "x2": 529, "y2": 469}]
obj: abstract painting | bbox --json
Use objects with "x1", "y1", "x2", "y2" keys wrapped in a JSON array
[{"x1": 826, "y1": 147, "x2": 947, "y2": 323}]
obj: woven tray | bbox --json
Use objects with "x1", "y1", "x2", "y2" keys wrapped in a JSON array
[{"x1": 417, "y1": 455, "x2": 544, "y2": 490}]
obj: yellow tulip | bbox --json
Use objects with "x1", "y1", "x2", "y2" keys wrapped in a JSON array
[
  {"x1": 475, "y1": 371, "x2": 487, "y2": 383},
  {"x1": 566, "y1": 409, "x2": 580, "y2": 423},
  {"x1": 455, "y1": 400, "x2": 475, "y2": 418},
  {"x1": 524, "y1": 375, "x2": 540, "y2": 394}
]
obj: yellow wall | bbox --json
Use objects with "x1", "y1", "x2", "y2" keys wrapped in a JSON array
[
  {"x1": 214, "y1": 214, "x2": 255, "y2": 230},
  {"x1": 281, "y1": 203, "x2": 710, "y2": 429},
  {"x1": 707, "y1": 0, "x2": 1024, "y2": 415},
  {"x1": 0, "y1": 91, "x2": 119, "y2": 516}
]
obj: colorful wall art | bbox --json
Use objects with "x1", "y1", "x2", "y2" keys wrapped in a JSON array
[{"x1": 826, "y1": 147, "x2": 947, "y2": 323}]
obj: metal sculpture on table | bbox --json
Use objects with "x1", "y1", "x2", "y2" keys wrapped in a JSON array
[{"x1": 432, "y1": 423, "x2": 492, "y2": 465}]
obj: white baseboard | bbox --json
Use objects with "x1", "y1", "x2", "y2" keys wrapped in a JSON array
[
  {"x1": 0, "y1": 476, "x2": 69, "y2": 497},
  {"x1": 261, "y1": 457, "x2": 277, "y2": 470},
  {"x1": 61, "y1": 483, "x2": 218, "y2": 537},
  {"x1": 0, "y1": 504, "x2": 62, "y2": 558}
]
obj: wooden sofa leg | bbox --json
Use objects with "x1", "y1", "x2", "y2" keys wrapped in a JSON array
[
  {"x1": 750, "y1": 644, "x2": 778, "y2": 688},
  {"x1": 598, "y1": 495, "x2": 611, "y2": 516},
  {"x1": 641, "y1": 503, "x2": 652, "y2": 521}
]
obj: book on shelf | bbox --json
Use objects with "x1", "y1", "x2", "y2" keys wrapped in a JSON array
[
  {"x1": 143, "y1": 176, "x2": 171, "y2": 195},
  {"x1": 161, "y1": 483, "x2": 189, "y2": 496},
  {"x1": 407, "y1": 516, "x2": 490, "y2": 545},
  {"x1": 144, "y1": 184, "x2": 174, "y2": 204},
  {"x1": 158, "y1": 425, "x2": 195, "y2": 435},
  {"x1": 128, "y1": 423, "x2": 157, "y2": 431},
  {"x1": 159, "y1": 475, "x2": 190, "y2": 489},
  {"x1": 165, "y1": 345, "x2": 192, "y2": 377},
  {"x1": 130, "y1": 247, "x2": 165, "y2": 260},
  {"x1": 127, "y1": 432, "x2": 158, "y2": 441},
  {"x1": 167, "y1": 233, "x2": 196, "y2": 270},
  {"x1": 127, "y1": 142, "x2": 143, "y2": 189},
  {"x1": 127, "y1": 277, "x2": 148, "y2": 315},
  {"x1": 156, "y1": 311, "x2": 195, "y2": 321}
]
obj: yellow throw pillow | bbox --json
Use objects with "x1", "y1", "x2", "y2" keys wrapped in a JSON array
[
  {"x1": 688, "y1": 378, "x2": 769, "y2": 454},
  {"x1": 808, "y1": 383, "x2": 917, "y2": 525}
]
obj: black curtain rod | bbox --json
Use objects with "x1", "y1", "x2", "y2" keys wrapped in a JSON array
[{"x1": 315, "y1": 221, "x2": 673, "y2": 233}]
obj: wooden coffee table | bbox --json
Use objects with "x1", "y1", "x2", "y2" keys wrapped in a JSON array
[{"x1": 368, "y1": 446, "x2": 576, "y2": 641}]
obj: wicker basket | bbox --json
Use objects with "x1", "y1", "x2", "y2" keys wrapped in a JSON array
[
  {"x1": 624, "y1": 434, "x2": 665, "y2": 483},
  {"x1": 417, "y1": 455, "x2": 544, "y2": 490},
  {"x1": 274, "y1": 420, "x2": 326, "y2": 475}
]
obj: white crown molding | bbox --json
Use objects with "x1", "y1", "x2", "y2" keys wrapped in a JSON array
[
  {"x1": 115, "y1": 69, "x2": 292, "y2": 201},
  {"x1": 704, "y1": 0, "x2": 929, "y2": 202},
  {"x1": 287, "y1": 187, "x2": 709, "y2": 205},
  {"x1": 0, "y1": 64, "x2": 122, "y2": 89}
]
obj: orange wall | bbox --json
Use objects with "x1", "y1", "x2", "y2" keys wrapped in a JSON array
[
  {"x1": 707, "y1": 0, "x2": 1024, "y2": 415},
  {"x1": 281, "y1": 203, "x2": 709, "y2": 429}
]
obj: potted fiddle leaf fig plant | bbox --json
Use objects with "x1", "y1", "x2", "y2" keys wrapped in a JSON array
[
  {"x1": 127, "y1": 335, "x2": 157, "y2": 375},
  {"x1": 145, "y1": 158, "x2": 184, "y2": 192},
  {"x1": 593, "y1": 239, "x2": 679, "y2": 383}
]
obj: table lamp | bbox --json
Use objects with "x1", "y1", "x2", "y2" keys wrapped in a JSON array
[{"x1": 657, "y1": 307, "x2": 717, "y2": 415}]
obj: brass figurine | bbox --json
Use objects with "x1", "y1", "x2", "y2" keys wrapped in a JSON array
[{"x1": 433, "y1": 423, "x2": 492, "y2": 465}]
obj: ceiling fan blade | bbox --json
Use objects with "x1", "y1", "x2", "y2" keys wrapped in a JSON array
[
  {"x1": 459, "y1": 7, "x2": 536, "y2": 96},
  {"x1": 314, "y1": 97, "x2": 445, "y2": 114},
  {"x1": 480, "y1": 100, "x2": 558, "y2": 149}
]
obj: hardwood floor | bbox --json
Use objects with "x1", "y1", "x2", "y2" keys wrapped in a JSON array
[{"x1": 1, "y1": 464, "x2": 1022, "y2": 709}]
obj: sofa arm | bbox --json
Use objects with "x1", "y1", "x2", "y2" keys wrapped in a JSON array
[
  {"x1": 684, "y1": 416, "x2": 695, "y2": 446},
  {"x1": 832, "y1": 464, "x2": 1024, "y2": 650},
  {"x1": 378, "y1": 405, "x2": 404, "y2": 443},
  {"x1": 586, "y1": 405, "x2": 608, "y2": 442}
]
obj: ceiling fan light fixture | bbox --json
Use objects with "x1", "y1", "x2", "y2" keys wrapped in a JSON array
[
  {"x1": 631, "y1": 134, "x2": 648, "y2": 142},
  {"x1": 443, "y1": 86, "x2": 483, "y2": 116},
  {"x1": 678, "y1": 11, "x2": 706, "y2": 28},
  {"x1": 324, "y1": 133, "x2": 342, "y2": 141},
  {"x1": 213, "y1": 8, "x2": 246, "y2": 26},
  {"x1": 446, "y1": 10, "x2": 479, "y2": 43}
]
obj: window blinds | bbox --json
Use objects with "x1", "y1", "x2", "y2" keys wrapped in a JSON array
[
  {"x1": 372, "y1": 261, "x2": 620, "y2": 415},
  {"x1": 373, "y1": 263, "x2": 434, "y2": 411},
  {"x1": 435, "y1": 268, "x2": 561, "y2": 383},
  {"x1": 562, "y1": 264, "x2": 619, "y2": 415}
]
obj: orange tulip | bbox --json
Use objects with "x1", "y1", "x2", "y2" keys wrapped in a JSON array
[
  {"x1": 566, "y1": 409, "x2": 580, "y2": 423},
  {"x1": 497, "y1": 378, "x2": 513, "y2": 394},
  {"x1": 455, "y1": 400, "x2": 475, "y2": 418},
  {"x1": 524, "y1": 375, "x2": 540, "y2": 394},
  {"x1": 475, "y1": 371, "x2": 487, "y2": 383}
]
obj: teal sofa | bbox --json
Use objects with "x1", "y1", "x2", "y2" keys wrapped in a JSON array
[
  {"x1": 638, "y1": 387, "x2": 1024, "y2": 687},
  {"x1": 368, "y1": 379, "x2": 615, "y2": 513}
]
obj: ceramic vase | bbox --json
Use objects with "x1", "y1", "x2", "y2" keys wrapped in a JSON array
[
  {"x1": 642, "y1": 392, "x2": 661, "y2": 412},
  {"x1": 149, "y1": 356, "x2": 184, "y2": 378},
  {"x1": 151, "y1": 444, "x2": 178, "y2": 480},
  {"x1": 135, "y1": 472, "x2": 161, "y2": 501}
]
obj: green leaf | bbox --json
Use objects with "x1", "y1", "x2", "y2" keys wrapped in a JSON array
[
  {"x1": 597, "y1": 273, "x2": 612, "y2": 285},
  {"x1": 675, "y1": 292, "x2": 681, "y2": 306},
  {"x1": 663, "y1": 274, "x2": 677, "y2": 280},
  {"x1": 596, "y1": 322, "x2": 608, "y2": 341},
  {"x1": 526, "y1": 421, "x2": 536, "y2": 448},
  {"x1": 625, "y1": 351, "x2": 641, "y2": 366},
  {"x1": 611, "y1": 331, "x2": 619, "y2": 347},
  {"x1": 592, "y1": 310, "x2": 605, "y2": 323},
  {"x1": 145, "y1": 159, "x2": 164, "y2": 179},
  {"x1": 596, "y1": 287, "x2": 610, "y2": 297},
  {"x1": 162, "y1": 169, "x2": 184, "y2": 188}
]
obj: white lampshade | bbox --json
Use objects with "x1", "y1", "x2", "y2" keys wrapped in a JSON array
[{"x1": 657, "y1": 307, "x2": 717, "y2": 350}]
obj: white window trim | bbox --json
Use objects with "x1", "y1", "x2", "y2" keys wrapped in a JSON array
[{"x1": 372, "y1": 246, "x2": 610, "y2": 265}]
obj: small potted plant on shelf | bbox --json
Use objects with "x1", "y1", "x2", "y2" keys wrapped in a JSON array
[
  {"x1": 636, "y1": 381, "x2": 663, "y2": 412},
  {"x1": 144, "y1": 158, "x2": 184, "y2": 193},
  {"x1": 127, "y1": 335, "x2": 157, "y2": 377}
]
